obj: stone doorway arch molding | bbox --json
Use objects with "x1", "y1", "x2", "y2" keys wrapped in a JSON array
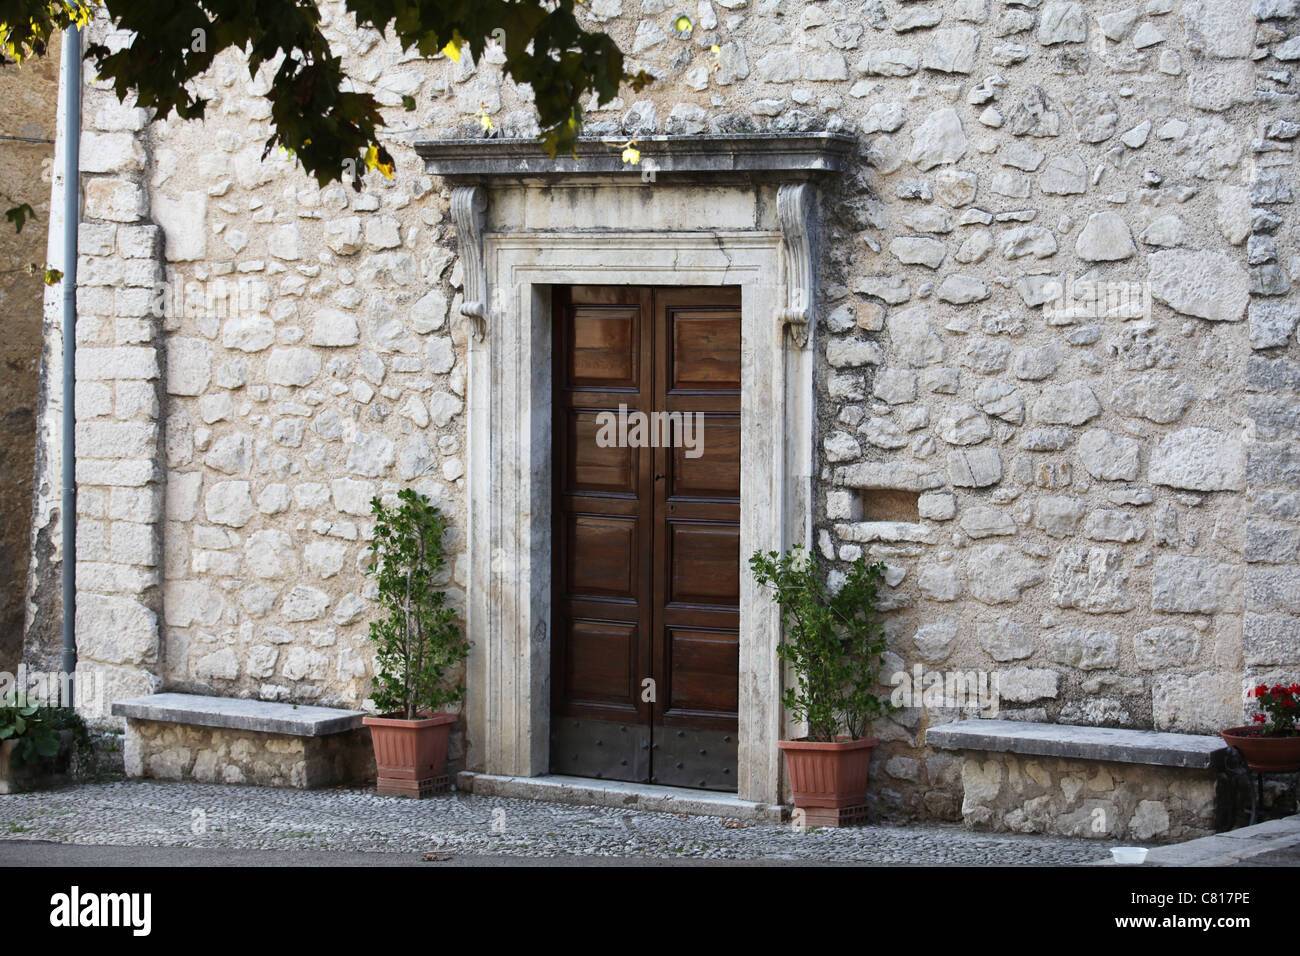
[{"x1": 417, "y1": 132, "x2": 854, "y2": 805}]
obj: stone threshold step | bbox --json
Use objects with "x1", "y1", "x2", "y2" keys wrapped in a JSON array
[{"x1": 457, "y1": 772, "x2": 786, "y2": 823}]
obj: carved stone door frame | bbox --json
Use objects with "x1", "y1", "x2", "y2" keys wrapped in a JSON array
[{"x1": 417, "y1": 135, "x2": 852, "y2": 805}]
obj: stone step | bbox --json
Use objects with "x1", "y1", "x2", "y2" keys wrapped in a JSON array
[{"x1": 458, "y1": 772, "x2": 785, "y2": 823}]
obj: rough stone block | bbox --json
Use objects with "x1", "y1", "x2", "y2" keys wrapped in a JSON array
[
  {"x1": 76, "y1": 346, "x2": 159, "y2": 381},
  {"x1": 84, "y1": 177, "x2": 148, "y2": 222},
  {"x1": 1149, "y1": 427, "x2": 1245, "y2": 491},
  {"x1": 1152, "y1": 555, "x2": 1242, "y2": 614},
  {"x1": 1243, "y1": 613, "x2": 1300, "y2": 666},
  {"x1": 118, "y1": 717, "x2": 373, "y2": 788},
  {"x1": 79, "y1": 131, "x2": 146, "y2": 173},
  {"x1": 76, "y1": 594, "x2": 158, "y2": 666}
]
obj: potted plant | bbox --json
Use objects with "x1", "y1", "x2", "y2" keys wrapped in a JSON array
[
  {"x1": 1221, "y1": 683, "x2": 1300, "y2": 771},
  {"x1": 362, "y1": 489, "x2": 471, "y2": 797},
  {"x1": 750, "y1": 546, "x2": 894, "y2": 821}
]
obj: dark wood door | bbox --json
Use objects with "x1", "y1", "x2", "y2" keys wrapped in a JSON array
[{"x1": 551, "y1": 285, "x2": 741, "y2": 791}]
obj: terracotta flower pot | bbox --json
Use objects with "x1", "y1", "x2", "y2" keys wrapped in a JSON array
[
  {"x1": 362, "y1": 712, "x2": 456, "y2": 797},
  {"x1": 777, "y1": 736, "x2": 879, "y2": 808},
  {"x1": 1221, "y1": 726, "x2": 1300, "y2": 772}
]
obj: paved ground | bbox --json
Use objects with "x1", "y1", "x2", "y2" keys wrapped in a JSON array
[
  {"x1": 0, "y1": 841, "x2": 802, "y2": 866},
  {"x1": 0, "y1": 779, "x2": 1107, "y2": 865},
  {"x1": 1128, "y1": 813, "x2": 1300, "y2": 867},
  {"x1": 1236, "y1": 848, "x2": 1300, "y2": 866}
]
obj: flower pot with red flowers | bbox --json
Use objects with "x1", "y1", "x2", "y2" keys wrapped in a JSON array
[
  {"x1": 1221, "y1": 683, "x2": 1300, "y2": 772},
  {"x1": 750, "y1": 547, "x2": 894, "y2": 825},
  {"x1": 362, "y1": 489, "x2": 471, "y2": 797}
]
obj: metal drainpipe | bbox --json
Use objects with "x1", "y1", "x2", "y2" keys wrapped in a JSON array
[{"x1": 61, "y1": 26, "x2": 82, "y2": 701}]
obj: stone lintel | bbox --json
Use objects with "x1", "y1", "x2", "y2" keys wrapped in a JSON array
[
  {"x1": 925, "y1": 718, "x2": 1226, "y2": 769},
  {"x1": 415, "y1": 133, "x2": 856, "y2": 182},
  {"x1": 112, "y1": 692, "x2": 365, "y2": 737}
]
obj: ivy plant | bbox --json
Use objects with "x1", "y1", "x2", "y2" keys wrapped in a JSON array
[
  {"x1": 365, "y1": 488, "x2": 469, "y2": 719},
  {"x1": 749, "y1": 547, "x2": 894, "y2": 743}
]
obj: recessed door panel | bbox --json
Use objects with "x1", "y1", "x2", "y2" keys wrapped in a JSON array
[
  {"x1": 668, "y1": 415, "x2": 741, "y2": 500},
  {"x1": 667, "y1": 522, "x2": 741, "y2": 608},
  {"x1": 564, "y1": 619, "x2": 639, "y2": 708},
  {"x1": 569, "y1": 307, "x2": 640, "y2": 388},
  {"x1": 663, "y1": 627, "x2": 740, "y2": 717},
  {"x1": 669, "y1": 313, "x2": 742, "y2": 392},
  {"x1": 566, "y1": 515, "x2": 638, "y2": 599},
  {"x1": 567, "y1": 409, "x2": 637, "y2": 494}
]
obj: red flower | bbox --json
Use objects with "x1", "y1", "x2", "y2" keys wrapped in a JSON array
[{"x1": 1253, "y1": 714, "x2": 1267, "y2": 724}]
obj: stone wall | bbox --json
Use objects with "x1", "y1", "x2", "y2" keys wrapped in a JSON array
[
  {"x1": 27, "y1": 12, "x2": 469, "y2": 716},
  {"x1": 123, "y1": 719, "x2": 375, "y2": 788},
  {"x1": 49, "y1": 32, "x2": 170, "y2": 711},
  {"x1": 960, "y1": 751, "x2": 1219, "y2": 841},
  {"x1": 0, "y1": 51, "x2": 59, "y2": 672},
  {"x1": 28, "y1": 0, "x2": 1300, "y2": 819}
]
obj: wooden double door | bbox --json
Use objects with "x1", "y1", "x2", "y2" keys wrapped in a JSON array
[{"x1": 550, "y1": 286, "x2": 741, "y2": 791}]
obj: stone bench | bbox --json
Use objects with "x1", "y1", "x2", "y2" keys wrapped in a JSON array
[
  {"x1": 925, "y1": 718, "x2": 1229, "y2": 843},
  {"x1": 112, "y1": 693, "x2": 374, "y2": 789}
]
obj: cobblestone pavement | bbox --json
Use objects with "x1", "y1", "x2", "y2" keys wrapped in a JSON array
[{"x1": 0, "y1": 780, "x2": 1106, "y2": 864}]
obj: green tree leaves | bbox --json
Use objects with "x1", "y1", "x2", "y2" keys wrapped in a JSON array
[
  {"x1": 1, "y1": 0, "x2": 647, "y2": 195},
  {"x1": 0, "y1": 0, "x2": 95, "y2": 63}
]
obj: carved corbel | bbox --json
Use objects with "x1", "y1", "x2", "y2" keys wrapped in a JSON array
[
  {"x1": 777, "y1": 182, "x2": 817, "y2": 350},
  {"x1": 451, "y1": 185, "x2": 489, "y2": 341}
]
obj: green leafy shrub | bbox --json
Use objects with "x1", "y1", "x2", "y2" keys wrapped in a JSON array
[
  {"x1": 365, "y1": 489, "x2": 470, "y2": 719},
  {"x1": 0, "y1": 696, "x2": 62, "y2": 768},
  {"x1": 749, "y1": 547, "x2": 894, "y2": 742}
]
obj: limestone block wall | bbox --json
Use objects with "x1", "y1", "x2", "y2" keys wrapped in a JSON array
[
  {"x1": 29, "y1": 10, "x2": 471, "y2": 716},
  {"x1": 142, "y1": 93, "x2": 467, "y2": 713},
  {"x1": 26, "y1": 20, "x2": 169, "y2": 711},
  {"x1": 123, "y1": 719, "x2": 374, "y2": 788},
  {"x1": 69, "y1": 85, "x2": 170, "y2": 712},
  {"x1": 959, "y1": 751, "x2": 1219, "y2": 841},
  {"x1": 27, "y1": 0, "x2": 1300, "y2": 820}
]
